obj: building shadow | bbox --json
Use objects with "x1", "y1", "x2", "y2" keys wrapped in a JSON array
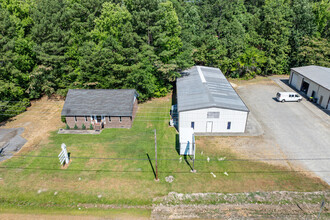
[
  {"x1": 280, "y1": 79, "x2": 330, "y2": 116},
  {"x1": 175, "y1": 134, "x2": 180, "y2": 155},
  {"x1": 280, "y1": 79, "x2": 290, "y2": 86}
]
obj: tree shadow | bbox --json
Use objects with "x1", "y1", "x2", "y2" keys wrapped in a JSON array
[
  {"x1": 0, "y1": 118, "x2": 15, "y2": 127},
  {"x1": 146, "y1": 153, "x2": 156, "y2": 179},
  {"x1": 171, "y1": 83, "x2": 177, "y2": 106}
]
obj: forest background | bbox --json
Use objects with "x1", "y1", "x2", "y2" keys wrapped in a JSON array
[{"x1": 0, "y1": 0, "x2": 329, "y2": 121}]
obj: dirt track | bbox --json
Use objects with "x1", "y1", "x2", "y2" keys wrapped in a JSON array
[{"x1": 0, "y1": 96, "x2": 65, "y2": 154}]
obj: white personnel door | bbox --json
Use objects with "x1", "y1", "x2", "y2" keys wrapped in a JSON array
[{"x1": 206, "y1": 121, "x2": 213, "y2": 132}]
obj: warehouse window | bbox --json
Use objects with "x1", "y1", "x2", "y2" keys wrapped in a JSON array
[
  {"x1": 74, "y1": 116, "x2": 77, "y2": 122},
  {"x1": 119, "y1": 117, "x2": 122, "y2": 122},
  {"x1": 85, "y1": 116, "x2": 88, "y2": 122},
  {"x1": 227, "y1": 122, "x2": 231, "y2": 130},
  {"x1": 109, "y1": 116, "x2": 111, "y2": 122},
  {"x1": 207, "y1": 112, "x2": 220, "y2": 118}
]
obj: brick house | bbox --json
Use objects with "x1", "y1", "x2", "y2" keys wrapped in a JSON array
[{"x1": 61, "y1": 89, "x2": 138, "y2": 130}]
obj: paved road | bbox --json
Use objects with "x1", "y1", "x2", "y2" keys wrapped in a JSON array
[{"x1": 238, "y1": 80, "x2": 330, "y2": 184}]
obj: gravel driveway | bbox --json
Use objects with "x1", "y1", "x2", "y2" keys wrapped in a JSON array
[{"x1": 237, "y1": 78, "x2": 330, "y2": 184}]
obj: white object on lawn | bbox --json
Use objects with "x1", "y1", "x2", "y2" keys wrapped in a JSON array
[
  {"x1": 218, "y1": 157, "x2": 226, "y2": 161},
  {"x1": 58, "y1": 143, "x2": 69, "y2": 165}
]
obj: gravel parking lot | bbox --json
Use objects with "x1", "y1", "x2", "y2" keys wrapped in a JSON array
[{"x1": 237, "y1": 78, "x2": 330, "y2": 184}]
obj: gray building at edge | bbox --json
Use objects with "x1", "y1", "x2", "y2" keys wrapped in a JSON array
[{"x1": 289, "y1": 65, "x2": 330, "y2": 110}]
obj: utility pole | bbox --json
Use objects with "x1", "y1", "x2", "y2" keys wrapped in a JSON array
[
  {"x1": 154, "y1": 129, "x2": 159, "y2": 181},
  {"x1": 318, "y1": 199, "x2": 325, "y2": 219}
]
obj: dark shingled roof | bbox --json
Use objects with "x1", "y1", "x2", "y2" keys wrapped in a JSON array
[
  {"x1": 177, "y1": 66, "x2": 249, "y2": 112},
  {"x1": 61, "y1": 89, "x2": 138, "y2": 116}
]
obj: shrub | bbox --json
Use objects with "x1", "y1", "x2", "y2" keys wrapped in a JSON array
[
  {"x1": 65, "y1": 124, "x2": 70, "y2": 130},
  {"x1": 82, "y1": 123, "x2": 86, "y2": 130},
  {"x1": 74, "y1": 124, "x2": 78, "y2": 130},
  {"x1": 61, "y1": 116, "x2": 66, "y2": 123},
  {"x1": 90, "y1": 124, "x2": 94, "y2": 130}
]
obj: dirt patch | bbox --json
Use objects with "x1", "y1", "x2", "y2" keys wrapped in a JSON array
[
  {"x1": 143, "y1": 93, "x2": 172, "y2": 104},
  {"x1": 0, "y1": 96, "x2": 65, "y2": 154},
  {"x1": 196, "y1": 135, "x2": 292, "y2": 169},
  {"x1": 229, "y1": 75, "x2": 288, "y2": 87}
]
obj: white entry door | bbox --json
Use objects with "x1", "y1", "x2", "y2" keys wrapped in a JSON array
[{"x1": 206, "y1": 121, "x2": 213, "y2": 132}]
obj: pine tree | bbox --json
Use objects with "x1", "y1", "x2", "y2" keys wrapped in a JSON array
[{"x1": 260, "y1": 0, "x2": 292, "y2": 75}]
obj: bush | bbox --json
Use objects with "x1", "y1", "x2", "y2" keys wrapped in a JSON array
[
  {"x1": 74, "y1": 124, "x2": 78, "y2": 130},
  {"x1": 82, "y1": 123, "x2": 86, "y2": 130},
  {"x1": 90, "y1": 124, "x2": 94, "y2": 130},
  {"x1": 65, "y1": 124, "x2": 70, "y2": 130},
  {"x1": 61, "y1": 116, "x2": 66, "y2": 123}
]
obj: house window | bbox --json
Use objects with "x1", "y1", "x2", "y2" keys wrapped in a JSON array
[
  {"x1": 85, "y1": 116, "x2": 88, "y2": 122},
  {"x1": 74, "y1": 116, "x2": 77, "y2": 122},
  {"x1": 207, "y1": 112, "x2": 220, "y2": 118},
  {"x1": 191, "y1": 122, "x2": 195, "y2": 129},
  {"x1": 119, "y1": 117, "x2": 122, "y2": 122},
  {"x1": 227, "y1": 122, "x2": 231, "y2": 130},
  {"x1": 109, "y1": 116, "x2": 111, "y2": 122},
  {"x1": 92, "y1": 116, "x2": 95, "y2": 121}
]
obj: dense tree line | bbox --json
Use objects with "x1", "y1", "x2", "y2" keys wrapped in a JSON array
[{"x1": 0, "y1": 0, "x2": 329, "y2": 121}]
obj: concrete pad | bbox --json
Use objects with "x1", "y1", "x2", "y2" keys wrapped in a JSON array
[
  {"x1": 57, "y1": 129, "x2": 102, "y2": 134},
  {"x1": 0, "y1": 128, "x2": 27, "y2": 162}
]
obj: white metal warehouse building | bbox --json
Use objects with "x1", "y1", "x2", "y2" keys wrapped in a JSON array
[
  {"x1": 289, "y1": 65, "x2": 330, "y2": 110},
  {"x1": 176, "y1": 66, "x2": 249, "y2": 136}
]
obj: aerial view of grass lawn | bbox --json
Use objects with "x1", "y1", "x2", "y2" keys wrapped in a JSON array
[{"x1": 0, "y1": 94, "x2": 329, "y2": 218}]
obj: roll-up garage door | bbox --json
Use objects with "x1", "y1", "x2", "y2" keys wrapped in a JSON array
[{"x1": 291, "y1": 73, "x2": 298, "y2": 89}]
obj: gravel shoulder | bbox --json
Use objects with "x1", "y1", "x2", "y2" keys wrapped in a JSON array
[{"x1": 151, "y1": 191, "x2": 330, "y2": 219}]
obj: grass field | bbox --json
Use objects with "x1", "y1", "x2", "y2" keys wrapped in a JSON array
[{"x1": 0, "y1": 95, "x2": 328, "y2": 216}]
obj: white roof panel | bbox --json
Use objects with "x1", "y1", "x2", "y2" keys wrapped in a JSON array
[{"x1": 176, "y1": 66, "x2": 249, "y2": 112}]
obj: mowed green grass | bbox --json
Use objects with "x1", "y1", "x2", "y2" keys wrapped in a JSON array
[{"x1": 0, "y1": 95, "x2": 328, "y2": 215}]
